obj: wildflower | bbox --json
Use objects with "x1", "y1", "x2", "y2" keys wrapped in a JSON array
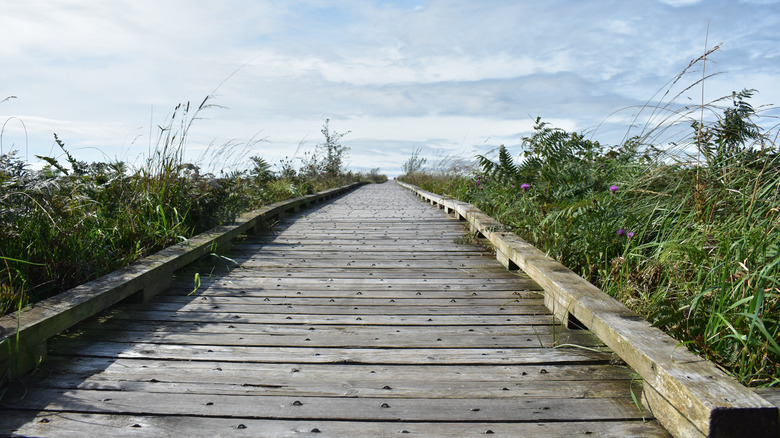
[
  {"x1": 609, "y1": 185, "x2": 619, "y2": 193},
  {"x1": 520, "y1": 183, "x2": 530, "y2": 191},
  {"x1": 627, "y1": 231, "x2": 634, "y2": 239},
  {"x1": 617, "y1": 228, "x2": 625, "y2": 236}
]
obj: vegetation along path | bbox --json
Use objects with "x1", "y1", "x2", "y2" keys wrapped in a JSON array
[{"x1": 0, "y1": 181, "x2": 669, "y2": 437}]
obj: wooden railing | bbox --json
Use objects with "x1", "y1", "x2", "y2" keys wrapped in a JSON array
[
  {"x1": 397, "y1": 180, "x2": 778, "y2": 438},
  {"x1": 0, "y1": 183, "x2": 363, "y2": 385}
]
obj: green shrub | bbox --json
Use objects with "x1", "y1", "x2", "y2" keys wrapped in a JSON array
[
  {"x1": 400, "y1": 92, "x2": 780, "y2": 386},
  {"x1": 0, "y1": 103, "x2": 386, "y2": 315}
]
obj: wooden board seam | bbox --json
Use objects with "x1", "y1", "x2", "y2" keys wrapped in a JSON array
[
  {"x1": 0, "y1": 183, "x2": 364, "y2": 384},
  {"x1": 396, "y1": 180, "x2": 778, "y2": 438}
]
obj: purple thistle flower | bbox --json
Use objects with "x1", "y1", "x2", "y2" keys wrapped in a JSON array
[
  {"x1": 520, "y1": 183, "x2": 531, "y2": 191},
  {"x1": 609, "y1": 185, "x2": 619, "y2": 193},
  {"x1": 627, "y1": 231, "x2": 635, "y2": 239},
  {"x1": 617, "y1": 228, "x2": 626, "y2": 236}
]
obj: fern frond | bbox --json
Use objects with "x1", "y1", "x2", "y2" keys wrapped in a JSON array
[
  {"x1": 35, "y1": 155, "x2": 68, "y2": 175},
  {"x1": 477, "y1": 145, "x2": 520, "y2": 183},
  {"x1": 498, "y1": 145, "x2": 518, "y2": 177}
]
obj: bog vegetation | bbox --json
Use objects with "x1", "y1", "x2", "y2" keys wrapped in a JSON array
[
  {"x1": 0, "y1": 99, "x2": 385, "y2": 316},
  {"x1": 401, "y1": 60, "x2": 779, "y2": 386}
]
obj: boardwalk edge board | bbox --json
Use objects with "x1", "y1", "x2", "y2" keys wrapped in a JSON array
[
  {"x1": 0, "y1": 182, "x2": 364, "y2": 384},
  {"x1": 396, "y1": 180, "x2": 778, "y2": 438}
]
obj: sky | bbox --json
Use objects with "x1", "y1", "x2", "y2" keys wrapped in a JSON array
[{"x1": 1, "y1": 0, "x2": 779, "y2": 177}]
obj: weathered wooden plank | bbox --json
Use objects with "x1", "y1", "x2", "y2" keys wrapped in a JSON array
[
  {"x1": 38, "y1": 356, "x2": 638, "y2": 383},
  {"x1": 229, "y1": 249, "x2": 491, "y2": 257},
  {"x1": 172, "y1": 267, "x2": 522, "y2": 279},
  {"x1": 188, "y1": 274, "x2": 527, "y2": 283},
  {"x1": 233, "y1": 259, "x2": 501, "y2": 268},
  {"x1": 179, "y1": 284, "x2": 532, "y2": 294},
  {"x1": 115, "y1": 302, "x2": 550, "y2": 315},
  {"x1": 273, "y1": 225, "x2": 464, "y2": 230},
  {"x1": 48, "y1": 341, "x2": 614, "y2": 365},
  {"x1": 183, "y1": 277, "x2": 532, "y2": 292},
  {"x1": 263, "y1": 228, "x2": 467, "y2": 234},
  {"x1": 252, "y1": 239, "x2": 473, "y2": 247},
  {"x1": 173, "y1": 273, "x2": 535, "y2": 283},
  {"x1": 0, "y1": 413, "x2": 670, "y2": 438},
  {"x1": 163, "y1": 288, "x2": 542, "y2": 299},
  {"x1": 20, "y1": 378, "x2": 638, "y2": 399},
  {"x1": 78, "y1": 320, "x2": 567, "y2": 335},
  {"x1": 16, "y1": 360, "x2": 638, "y2": 399},
  {"x1": 2, "y1": 389, "x2": 650, "y2": 421},
  {"x1": 255, "y1": 235, "x2": 469, "y2": 241},
  {"x1": 399, "y1": 180, "x2": 778, "y2": 437},
  {"x1": 150, "y1": 296, "x2": 544, "y2": 307},
  {"x1": 178, "y1": 283, "x2": 532, "y2": 293},
  {"x1": 232, "y1": 244, "x2": 486, "y2": 252},
  {"x1": 755, "y1": 387, "x2": 780, "y2": 408},
  {"x1": 0, "y1": 183, "x2": 363, "y2": 381},
  {"x1": 89, "y1": 310, "x2": 555, "y2": 326},
  {"x1": 0, "y1": 181, "x2": 673, "y2": 437},
  {"x1": 59, "y1": 328, "x2": 602, "y2": 348}
]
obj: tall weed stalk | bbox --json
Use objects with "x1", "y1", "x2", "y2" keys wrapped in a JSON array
[
  {"x1": 401, "y1": 57, "x2": 780, "y2": 386},
  {"x1": 0, "y1": 101, "x2": 386, "y2": 316}
]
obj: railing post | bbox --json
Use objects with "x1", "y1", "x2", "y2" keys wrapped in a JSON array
[
  {"x1": 0, "y1": 182, "x2": 365, "y2": 387},
  {"x1": 397, "y1": 179, "x2": 779, "y2": 438}
]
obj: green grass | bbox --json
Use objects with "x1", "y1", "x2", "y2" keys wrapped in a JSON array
[
  {"x1": 400, "y1": 83, "x2": 779, "y2": 386},
  {"x1": 0, "y1": 99, "x2": 386, "y2": 316}
]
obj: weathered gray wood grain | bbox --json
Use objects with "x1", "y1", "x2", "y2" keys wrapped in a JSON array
[
  {"x1": 4, "y1": 389, "x2": 651, "y2": 421},
  {"x1": 0, "y1": 414, "x2": 670, "y2": 438},
  {"x1": 58, "y1": 328, "x2": 601, "y2": 348},
  {"x1": 86, "y1": 310, "x2": 554, "y2": 326},
  {"x1": 0, "y1": 181, "x2": 669, "y2": 437},
  {"x1": 0, "y1": 184, "x2": 361, "y2": 381},
  {"x1": 47, "y1": 341, "x2": 614, "y2": 364},
  {"x1": 399, "y1": 180, "x2": 778, "y2": 438}
]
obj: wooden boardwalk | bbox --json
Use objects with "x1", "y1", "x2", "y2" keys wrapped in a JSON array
[{"x1": 0, "y1": 182, "x2": 669, "y2": 437}]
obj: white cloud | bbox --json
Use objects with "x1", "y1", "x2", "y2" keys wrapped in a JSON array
[
  {"x1": 1, "y1": 0, "x2": 778, "y2": 177},
  {"x1": 658, "y1": 0, "x2": 702, "y2": 6},
  {"x1": 241, "y1": 49, "x2": 572, "y2": 86},
  {"x1": 604, "y1": 20, "x2": 634, "y2": 35}
]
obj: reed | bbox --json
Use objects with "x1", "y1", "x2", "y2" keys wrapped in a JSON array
[
  {"x1": 400, "y1": 59, "x2": 779, "y2": 386},
  {"x1": 0, "y1": 102, "x2": 384, "y2": 315}
]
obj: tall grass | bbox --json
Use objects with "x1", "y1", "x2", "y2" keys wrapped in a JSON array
[
  {"x1": 401, "y1": 66, "x2": 780, "y2": 386},
  {"x1": 0, "y1": 100, "x2": 386, "y2": 315}
]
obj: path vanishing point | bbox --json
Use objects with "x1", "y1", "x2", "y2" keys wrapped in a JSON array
[{"x1": 1, "y1": 181, "x2": 698, "y2": 437}]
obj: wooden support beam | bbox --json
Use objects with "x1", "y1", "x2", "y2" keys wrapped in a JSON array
[
  {"x1": 397, "y1": 180, "x2": 778, "y2": 438},
  {"x1": 0, "y1": 183, "x2": 363, "y2": 385}
]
